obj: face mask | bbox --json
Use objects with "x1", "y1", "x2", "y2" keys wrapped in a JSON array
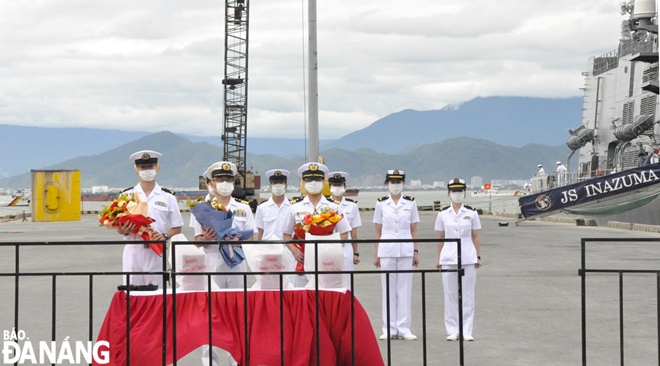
[
  {"x1": 304, "y1": 181, "x2": 324, "y2": 194},
  {"x1": 138, "y1": 169, "x2": 157, "y2": 182},
  {"x1": 330, "y1": 186, "x2": 345, "y2": 197},
  {"x1": 450, "y1": 191, "x2": 465, "y2": 204},
  {"x1": 207, "y1": 185, "x2": 214, "y2": 195},
  {"x1": 388, "y1": 183, "x2": 403, "y2": 196},
  {"x1": 214, "y1": 182, "x2": 234, "y2": 196},
  {"x1": 271, "y1": 183, "x2": 286, "y2": 197}
]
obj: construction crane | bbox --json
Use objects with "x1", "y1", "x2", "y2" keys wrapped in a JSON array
[
  {"x1": 221, "y1": 0, "x2": 256, "y2": 198},
  {"x1": 220, "y1": 0, "x2": 320, "y2": 198}
]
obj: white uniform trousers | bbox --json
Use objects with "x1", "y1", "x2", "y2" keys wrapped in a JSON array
[
  {"x1": 442, "y1": 264, "x2": 476, "y2": 336},
  {"x1": 342, "y1": 244, "x2": 355, "y2": 291},
  {"x1": 122, "y1": 244, "x2": 164, "y2": 287},
  {"x1": 202, "y1": 245, "x2": 245, "y2": 366},
  {"x1": 379, "y1": 256, "x2": 413, "y2": 337}
]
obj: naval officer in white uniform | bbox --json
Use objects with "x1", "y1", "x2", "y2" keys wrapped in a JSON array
[
  {"x1": 117, "y1": 150, "x2": 183, "y2": 287},
  {"x1": 281, "y1": 162, "x2": 351, "y2": 287},
  {"x1": 191, "y1": 161, "x2": 255, "y2": 289},
  {"x1": 373, "y1": 169, "x2": 420, "y2": 341},
  {"x1": 435, "y1": 178, "x2": 482, "y2": 342},
  {"x1": 328, "y1": 171, "x2": 362, "y2": 289},
  {"x1": 255, "y1": 169, "x2": 292, "y2": 241},
  {"x1": 190, "y1": 161, "x2": 255, "y2": 366}
]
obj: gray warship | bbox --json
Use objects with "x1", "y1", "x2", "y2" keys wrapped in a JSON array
[{"x1": 519, "y1": 0, "x2": 660, "y2": 226}]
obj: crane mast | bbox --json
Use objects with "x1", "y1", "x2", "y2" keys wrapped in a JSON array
[{"x1": 222, "y1": 0, "x2": 254, "y2": 198}]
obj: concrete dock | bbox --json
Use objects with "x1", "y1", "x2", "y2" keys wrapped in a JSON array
[{"x1": 0, "y1": 211, "x2": 658, "y2": 365}]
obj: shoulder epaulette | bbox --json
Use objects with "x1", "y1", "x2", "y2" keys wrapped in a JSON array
[
  {"x1": 441, "y1": 205, "x2": 451, "y2": 211},
  {"x1": 162, "y1": 187, "x2": 175, "y2": 195},
  {"x1": 344, "y1": 198, "x2": 357, "y2": 203},
  {"x1": 258, "y1": 199, "x2": 268, "y2": 205},
  {"x1": 289, "y1": 197, "x2": 302, "y2": 204},
  {"x1": 236, "y1": 198, "x2": 250, "y2": 205},
  {"x1": 403, "y1": 195, "x2": 415, "y2": 201},
  {"x1": 121, "y1": 187, "x2": 133, "y2": 193},
  {"x1": 464, "y1": 205, "x2": 476, "y2": 211},
  {"x1": 377, "y1": 196, "x2": 389, "y2": 202}
]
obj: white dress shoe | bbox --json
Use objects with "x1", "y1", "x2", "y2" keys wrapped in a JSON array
[
  {"x1": 401, "y1": 333, "x2": 418, "y2": 341},
  {"x1": 464, "y1": 335, "x2": 474, "y2": 341},
  {"x1": 446, "y1": 333, "x2": 459, "y2": 341},
  {"x1": 379, "y1": 334, "x2": 396, "y2": 340}
]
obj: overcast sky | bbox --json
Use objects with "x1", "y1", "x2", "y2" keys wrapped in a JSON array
[{"x1": 0, "y1": 0, "x2": 626, "y2": 139}]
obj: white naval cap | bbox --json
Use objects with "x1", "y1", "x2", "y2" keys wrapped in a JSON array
[
  {"x1": 556, "y1": 161, "x2": 561, "y2": 165},
  {"x1": 130, "y1": 150, "x2": 162, "y2": 165},
  {"x1": 328, "y1": 171, "x2": 349, "y2": 183},
  {"x1": 265, "y1": 169, "x2": 290, "y2": 182},
  {"x1": 385, "y1": 169, "x2": 405, "y2": 181},
  {"x1": 297, "y1": 162, "x2": 329, "y2": 179},
  {"x1": 537, "y1": 164, "x2": 543, "y2": 167},
  {"x1": 205, "y1": 161, "x2": 237, "y2": 179}
]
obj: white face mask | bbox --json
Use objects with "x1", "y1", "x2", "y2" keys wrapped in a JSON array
[
  {"x1": 214, "y1": 182, "x2": 234, "y2": 197},
  {"x1": 388, "y1": 183, "x2": 403, "y2": 196},
  {"x1": 138, "y1": 169, "x2": 157, "y2": 182},
  {"x1": 450, "y1": 191, "x2": 465, "y2": 204},
  {"x1": 271, "y1": 183, "x2": 286, "y2": 197},
  {"x1": 330, "y1": 186, "x2": 345, "y2": 197},
  {"x1": 304, "y1": 181, "x2": 324, "y2": 194},
  {"x1": 207, "y1": 184, "x2": 214, "y2": 195}
]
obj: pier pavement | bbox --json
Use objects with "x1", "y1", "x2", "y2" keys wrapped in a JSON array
[{"x1": 0, "y1": 211, "x2": 658, "y2": 365}]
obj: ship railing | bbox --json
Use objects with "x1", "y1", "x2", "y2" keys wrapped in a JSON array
[
  {"x1": 528, "y1": 169, "x2": 623, "y2": 194},
  {"x1": 579, "y1": 237, "x2": 660, "y2": 366},
  {"x1": 529, "y1": 171, "x2": 580, "y2": 194},
  {"x1": 0, "y1": 238, "x2": 470, "y2": 366}
]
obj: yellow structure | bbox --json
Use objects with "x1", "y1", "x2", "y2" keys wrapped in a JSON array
[{"x1": 31, "y1": 170, "x2": 81, "y2": 222}]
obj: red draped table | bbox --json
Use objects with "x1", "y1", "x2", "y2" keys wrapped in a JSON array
[{"x1": 94, "y1": 289, "x2": 383, "y2": 366}]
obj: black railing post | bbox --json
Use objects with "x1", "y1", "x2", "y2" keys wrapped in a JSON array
[
  {"x1": 171, "y1": 242, "x2": 178, "y2": 365},
  {"x1": 125, "y1": 274, "x2": 131, "y2": 366},
  {"x1": 279, "y1": 272, "x2": 285, "y2": 366},
  {"x1": 350, "y1": 279, "x2": 356, "y2": 366},
  {"x1": 207, "y1": 273, "x2": 213, "y2": 366},
  {"x1": 581, "y1": 239, "x2": 587, "y2": 366},
  {"x1": 243, "y1": 270, "x2": 249, "y2": 366},
  {"x1": 618, "y1": 272, "x2": 624, "y2": 366},
  {"x1": 421, "y1": 272, "x2": 427, "y2": 366},
  {"x1": 457, "y1": 238, "x2": 464, "y2": 365},
  {"x1": 13, "y1": 243, "x2": 19, "y2": 365},
  {"x1": 88, "y1": 275, "x2": 94, "y2": 354}
]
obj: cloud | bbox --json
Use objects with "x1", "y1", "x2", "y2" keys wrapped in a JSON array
[{"x1": 0, "y1": 0, "x2": 627, "y2": 139}]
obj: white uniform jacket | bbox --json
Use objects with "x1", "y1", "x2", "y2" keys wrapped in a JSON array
[
  {"x1": 191, "y1": 197, "x2": 256, "y2": 237},
  {"x1": 373, "y1": 195, "x2": 420, "y2": 257},
  {"x1": 255, "y1": 197, "x2": 292, "y2": 240},
  {"x1": 435, "y1": 205, "x2": 481, "y2": 265},
  {"x1": 338, "y1": 197, "x2": 361, "y2": 239},
  {"x1": 281, "y1": 196, "x2": 351, "y2": 237},
  {"x1": 125, "y1": 183, "x2": 183, "y2": 238}
]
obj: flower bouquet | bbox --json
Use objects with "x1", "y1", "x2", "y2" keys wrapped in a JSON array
[
  {"x1": 292, "y1": 207, "x2": 344, "y2": 273},
  {"x1": 99, "y1": 192, "x2": 162, "y2": 256},
  {"x1": 189, "y1": 198, "x2": 254, "y2": 269}
]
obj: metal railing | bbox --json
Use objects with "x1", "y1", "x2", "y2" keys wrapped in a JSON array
[
  {"x1": 0, "y1": 237, "x2": 470, "y2": 366},
  {"x1": 579, "y1": 238, "x2": 660, "y2": 366}
]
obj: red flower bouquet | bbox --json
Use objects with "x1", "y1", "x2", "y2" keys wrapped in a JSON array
[
  {"x1": 99, "y1": 193, "x2": 161, "y2": 256},
  {"x1": 293, "y1": 207, "x2": 344, "y2": 273}
]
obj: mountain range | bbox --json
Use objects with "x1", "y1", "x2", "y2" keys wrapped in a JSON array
[
  {"x1": 0, "y1": 131, "x2": 573, "y2": 189},
  {"x1": 0, "y1": 96, "x2": 581, "y2": 188}
]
